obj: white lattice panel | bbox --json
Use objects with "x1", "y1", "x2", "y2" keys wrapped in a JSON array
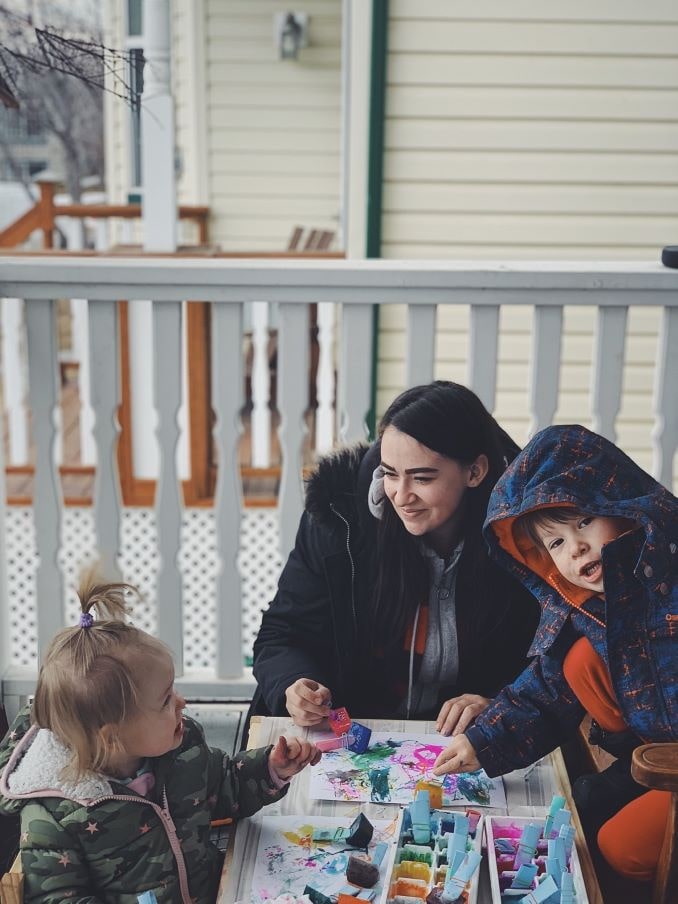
[
  {"x1": 6, "y1": 508, "x2": 38, "y2": 668},
  {"x1": 4, "y1": 506, "x2": 283, "y2": 672},
  {"x1": 179, "y1": 509, "x2": 218, "y2": 671},
  {"x1": 118, "y1": 508, "x2": 159, "y2": 636},
  {"x1": 60, "y1": 507, "x2": 98, "y2": 627},
  {"x1": 237, "y1": 509, "x2": 284, "y2": 664}
]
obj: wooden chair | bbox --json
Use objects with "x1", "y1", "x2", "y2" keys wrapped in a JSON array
[
  {"x1": 0, "y1": 855, "x2": 23, "y2": 904},
  {"x1": 632, "y1": 743, "x2": 678, "y2": 904},
  {"x1": 287, "y1": 225, "x2": 335, "y2": 252}
]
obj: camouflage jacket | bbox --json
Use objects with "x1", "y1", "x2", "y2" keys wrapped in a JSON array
[{"x1": 0, "y1": 707, "x2": 288, "y2": 903}]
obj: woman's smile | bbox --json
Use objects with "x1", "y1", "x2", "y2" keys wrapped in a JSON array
[{"x1": 380, "y1": 426, "x2": 485, "y2": 556}]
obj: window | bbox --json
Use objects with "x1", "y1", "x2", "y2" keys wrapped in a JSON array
[
  {"x1": 128, "y1": 46, "x2": 144, "y2": 191},
  {"x1": 125, "y1": 0, "x2": 144, "y2": 194},
  {"x1": 127, "y1": 0, "x2": 142, "y2": 37}
]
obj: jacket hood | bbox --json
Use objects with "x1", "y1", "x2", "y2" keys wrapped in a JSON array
[
  {"x1": 1, "y1": 725, "x2": 113, "y2": 803},
  {"x1": 305, "y1": 442, "x2": 375, "y2": 527},
  {"x1": 484, "y1": 424, "x2": 677, "y2": 613}
]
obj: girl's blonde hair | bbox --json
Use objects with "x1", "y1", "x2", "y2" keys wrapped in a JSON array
[{"x1": 32, "y1": 578, "x2": 171, "y2": 778}]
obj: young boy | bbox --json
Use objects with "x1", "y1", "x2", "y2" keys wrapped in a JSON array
[{"x1": 433, "y1": 424, "x2": 677, "y2": 884}]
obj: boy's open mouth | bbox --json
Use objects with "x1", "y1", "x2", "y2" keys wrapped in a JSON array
[{"x1": 579, "y1": 560, "x2": 602, "y2": 580}]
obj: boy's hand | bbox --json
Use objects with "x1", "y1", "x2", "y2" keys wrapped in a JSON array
[
  {"x1": 432, "y1": 735, "x2": 480, "y2": 776},
  {"x1": 436, "y1": 694, "x2": 491, "y2": 737},
  {"x1": 285, "y1": 678, "x2": 332, "y2": 726},
  {"x1": 269, "y1": 735, "x2": 322, "y2": 780}
]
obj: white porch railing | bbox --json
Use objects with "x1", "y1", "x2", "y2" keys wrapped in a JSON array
[{"x1": 0, "y1": 256, "x2": 677, "y2": 714}]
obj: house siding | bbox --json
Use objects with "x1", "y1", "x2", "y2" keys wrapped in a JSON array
[
  {"x1": 378, "y1": 0, "x2": 678, "y2": 483},
  {"x1": 203, "y1": 0, "x2": 343, "y2": 250}
]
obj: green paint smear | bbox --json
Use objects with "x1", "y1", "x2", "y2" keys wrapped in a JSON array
[{"x1": 349, "y1": 740, "x2": 401, "y2": 769}]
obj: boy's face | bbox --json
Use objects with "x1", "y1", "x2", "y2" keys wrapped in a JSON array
[{"x1": 535, "y1": 514, "x2": 629, "y2": 594}]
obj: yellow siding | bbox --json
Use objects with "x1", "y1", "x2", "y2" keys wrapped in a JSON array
[
  {"x1": 379, "y1": 1, "x2": 678, "y2": 484},
  {"x1": 203, "y1": 0, "x2": 343, "y2": 250}
]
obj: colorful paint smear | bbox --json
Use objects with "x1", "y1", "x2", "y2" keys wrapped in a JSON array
[
  {"x1": 249, "y1": 815, "x2": 398, "y2": 904},
  {"x1": 307, "y1": 731, "x2": 506, "y2": 808}
]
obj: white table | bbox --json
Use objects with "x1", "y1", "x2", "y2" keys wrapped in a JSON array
[{"x1": 217, "y1": 716, "x2": 601, "y2": 904}]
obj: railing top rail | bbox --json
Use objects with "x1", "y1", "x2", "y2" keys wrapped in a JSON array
[{"x1": 1, "y1": 255, "x2": 677, "y2": 304}]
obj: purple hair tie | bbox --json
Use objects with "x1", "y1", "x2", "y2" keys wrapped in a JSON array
[{"x1": 79, "y1": 612, "x2": 94, "y2": 629}]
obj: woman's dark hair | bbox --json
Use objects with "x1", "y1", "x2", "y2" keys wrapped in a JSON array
[{"x1": 371, "y1": 381, "x2": 520, "y2": 653}]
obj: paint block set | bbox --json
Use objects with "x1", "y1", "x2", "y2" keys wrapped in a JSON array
[
  {"x1": 485, "y1": 801, "x2": 589, "y2": 903},
  {"x1": 388, "y1": 790, "x2": 483, "y2": 904}
]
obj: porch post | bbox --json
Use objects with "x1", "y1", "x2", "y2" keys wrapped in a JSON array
[
  {"x1": 142, "y1": 0, "x2": 177, "y2": 252},
  {"x1": 0, "y1": 299, "x2": 28, "y2": 465},
  {"x1": 128, "y1": 0, "x2": 178, "y2": 483}
]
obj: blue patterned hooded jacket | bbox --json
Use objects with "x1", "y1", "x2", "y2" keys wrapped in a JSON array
[{"x1": 464, "y1": 424, "x2": 678, "y2": 778}]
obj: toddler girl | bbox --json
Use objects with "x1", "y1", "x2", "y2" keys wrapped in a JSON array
[{"x1": 0, "y1": 581, "x2": 320, "y2": 903}]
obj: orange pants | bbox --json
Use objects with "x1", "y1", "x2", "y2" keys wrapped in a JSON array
[{"x1": 563, "y1": 637, "x2": 670, "y2": 882}]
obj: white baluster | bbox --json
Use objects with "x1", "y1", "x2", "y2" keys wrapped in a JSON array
[
  {"x1": 153, "y1": 300, "x2": 183, "y2": 672},
  {"x1": 1, "y1": 298, "x2": 28, "y2": 464},
  {"x1": 94, "y1": 217, "x2": 109, "y2": 252},
  {"x1": 337, "y1": 303, "x2": 373, "y2": 444},
  {"x1": 211, "y1": 302, "x2": 244, "y2": 679},
  {"x1": 652, "y1": 305, "x2": 678, "y2": 489},
  {"x1": 468, "y1": 305, "x2": 499, "y2": 412},
  {"x1": 528, "y1": 305, "x2": 563, "y2": 438},
  {"x1": 251, "y1": 301, "x2": 271, "y2": 468},
  {"x1": 277, "y1": 303, "x2": 309, "y2": 559},
  {"x1": 315, "y1": 302, "x2": 335, "y2": 454},
  {"x1": 58, "y1": 216, "x2": 93, "y2": 469},
  {"x1": 129, "y1": 300, "x2": 158, "y2": 478},
  {"x1": 71, "y1": 298, "x2": 96, "y2": 466},
  {"x1": 406, "y1": 304, "x2": 436, "y2": 387},
  {"x1": 178, "y1": 303, "x2": 189, "y2": 481},
  {"x1": 25, "y1": 299, "x2": 64, "y2": 654},
  {"x1": 591, "y1": 306, "x2": 628, "y2": 443},
  {"x1": 88, "y1": 300, "x2": 121, "y2": 580}
]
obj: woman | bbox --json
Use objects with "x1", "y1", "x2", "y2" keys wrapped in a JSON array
[{"x1": 252, "y1": 382, "x2": 540, "y2": 733}]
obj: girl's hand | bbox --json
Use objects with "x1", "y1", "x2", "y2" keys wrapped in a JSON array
[
  {"x1": 285, "y1": 678, "x2": 332, "y2": 726},
  {"x1": 432, "y1": 735, "x2": 480, "y2": 775},
  {"x1": 436, "y1": 694, "x2": 491, "y2": 737},
  {"x1": 269, "y1": 735, "x2": 322, "y2": 780}
]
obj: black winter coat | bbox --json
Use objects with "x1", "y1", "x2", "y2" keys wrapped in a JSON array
[{"x1": 252, "y1": 443, "x2": 540, "y2": 720}]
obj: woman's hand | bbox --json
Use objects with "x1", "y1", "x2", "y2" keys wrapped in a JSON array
[
  {"x1": 269, "y1": 735, "x2": 322, "y2": 780},
  {"x1": 284, "y1": 678, "x2": 332, "y2": 726},
  {"x1": 432, "y1": 735, "x2": 480, "y2": 776},
  {"x1": 436, "y1": 694, "x2": 491, "y2": 737}
]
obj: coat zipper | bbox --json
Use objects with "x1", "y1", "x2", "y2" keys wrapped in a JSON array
[
  {"x1": 549, "y1": 572, "x2": 607, "y2": 629},
  {"x1": 329, "y1": 503, "x2": 358, "y2": 636},
  {"x1": 90, "y1": 789, "x2": 193, "y2": 903}
]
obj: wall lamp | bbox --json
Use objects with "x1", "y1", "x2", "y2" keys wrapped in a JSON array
[{"x1": 275, "y1": 12, "x2": 309, "y2": 60}]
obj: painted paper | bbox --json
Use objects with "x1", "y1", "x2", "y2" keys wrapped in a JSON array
[
  {"x1": 249, "y1": 814, "x2": 398, "y2": 904},
  {"x1": 308, "y1": 731, "x2": 506, "y2": 808}
]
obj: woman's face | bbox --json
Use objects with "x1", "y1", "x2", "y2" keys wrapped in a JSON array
[{"x1": 380, "y1": 426, "x2": 486, "y2": 555}]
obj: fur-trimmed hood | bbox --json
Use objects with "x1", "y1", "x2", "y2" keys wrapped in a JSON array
[
  {"x1": 1, "y1": 724, "x2": 113, "y2": 803},
  {"x1": 305, "y1": 441, "x2": 375, "y2": 528}
]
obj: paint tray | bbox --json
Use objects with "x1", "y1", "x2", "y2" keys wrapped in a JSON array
[
  {"x1": 485, "y1": 816, "x2": 589, "y2": 903},
  {"x1": 385, "y1": 807, "x2": 482, "y2": 904}
]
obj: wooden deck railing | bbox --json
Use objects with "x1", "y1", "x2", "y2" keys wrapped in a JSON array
[{"x1": 0, "y1": 180, "x2": 210, "y2": 249}]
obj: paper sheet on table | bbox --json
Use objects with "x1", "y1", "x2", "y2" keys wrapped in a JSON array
[
  {"x1": 249, "y1": 814, "x2": 398, "y2": 904},
  {"x1": 308, "y1": 730, "x2": 506, "y2": 808}
]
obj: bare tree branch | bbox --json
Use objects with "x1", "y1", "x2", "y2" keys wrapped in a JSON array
[
  {"x1": 0, "y1": 2, "x2": 135, "y2": 199},
  {"x1": 0, "y1": 3, "x2": 136, "y2": 107}
]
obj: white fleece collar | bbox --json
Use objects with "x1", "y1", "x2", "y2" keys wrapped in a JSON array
[{"x1": 5, "y1": 726, "x2": 113, "y2": 803}]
